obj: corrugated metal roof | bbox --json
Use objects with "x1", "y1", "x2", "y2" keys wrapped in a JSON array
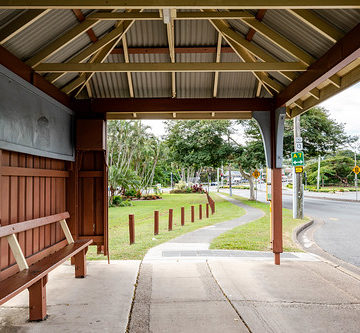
[
  {"x1": 262, "y1": 9, "x2": 334, "y2": 59},
  {"x1": 126, "y1": 20, "x2": 168, "y2": 47},
  {"x1": 3, "y1": 9, "x2": 79, "y2": 61},
  {"x1": 314, "y1": 9, "x2": 360, "y2": 33},
  {"x1": 0, "y1": 9, "x2": 22, "y2": 26},
  {"x1": 175, "y1": 19, "x2": 217, "y2": 46},
  {"x1": 176, "y1": 53, "x2": 214, "y2": 98},
  {"x1": 0, "y1": 8, "x2": 359, "y2": 102}
]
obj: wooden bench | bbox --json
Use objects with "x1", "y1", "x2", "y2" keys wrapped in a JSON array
[{"x1": 0, "y1": 212, "x2": 92, "y2": 321}]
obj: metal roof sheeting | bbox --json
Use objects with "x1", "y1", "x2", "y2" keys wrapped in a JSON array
[
  {"x1": 262, "y1": 9, "x2": 334, "y2": 59},
  {"x1": 0, "y1": 8, "x2": 359, "y2": 100},
  {"x1": 3, "y1": 10, "x2": 80, "y2": 61}
]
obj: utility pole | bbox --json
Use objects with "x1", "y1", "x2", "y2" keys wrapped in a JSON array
[
  {"x1": 217, "y1": 168, "x2": 220, "y2": 192},
  {"x1": 170, "y1": 171, "x2": 173, "y2": 190},
  {"x1": 229, "y1": 165, "x2": 232, "y2": 197},
  {"x1": 221, "y1": 164, "x2": 224, "y2": 188},
  {"x1": 293, "y1": 116, "x2": 303, "y2": 219},
  {"x1": 317, "y1": 156, "x2": 321, "y2": 191},
  {"x1": 355, "y1": 151, "x2": 358, "y2": 201}
]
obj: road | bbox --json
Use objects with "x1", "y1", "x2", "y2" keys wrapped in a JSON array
[{"x1": 216, "y1": 187, "x2": 360, "y2": 268}]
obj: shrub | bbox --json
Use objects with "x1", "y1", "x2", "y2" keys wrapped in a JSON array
[
  {"x1": 175, "y1": 180, "x2": 188, "y2": 190},
  {"x1": 111, "y1": 195, "x2": 132, "y2": 207},
  {"x1": 124, "y1": 188, "x2": 137, "y2": 197}
]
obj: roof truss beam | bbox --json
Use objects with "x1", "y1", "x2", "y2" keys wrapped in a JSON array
[
  {"x1": 276, "y1": 23, "x2": 360, "y2": 107},
  {"x1": 35, "y1": 62, "x2": 308, "y2": 73},
  {"x1": 287, "y1": 9, "x2": 344, "y2": 43},
  {"x1": 87, "y1": 11, "x2": 253, "y2": 20},
  {"x1": 74, "y1": 97, "x2": 275, "y2": 113},
  {"x1": 1, "y1": 1, "x2": 360, "y2": 9}
]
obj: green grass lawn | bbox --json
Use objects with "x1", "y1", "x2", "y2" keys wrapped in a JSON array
[
  {"x1": 210, "y1": 193, "x2": 310, "y2": 252},
  {"x1": 87, "y1": 193, "x2": 245, "y2": 260}
]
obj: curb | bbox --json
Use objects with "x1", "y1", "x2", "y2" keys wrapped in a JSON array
[
  {"x1": 295, "y1": 219, "x2": 360, "y2": 281},
  {"x1": 292, "y1": 219, "x2": 314, "y2": 248}
]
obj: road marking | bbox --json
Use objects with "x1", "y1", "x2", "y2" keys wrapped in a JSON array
[
  {"x1": 302, "y1": 235, "x2": 314, "y2": 248},
  {"x1": 329, "y1": 217, "x2": 339, "y2": 221}
]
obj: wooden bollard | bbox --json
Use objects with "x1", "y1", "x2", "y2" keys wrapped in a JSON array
[
  {"x1": 129, "y1": 214, "x2": 135, "y2": 245},
  {"x1": 206, "y1": 203, "x2": 209, "y2": 218},
  {"x1": 154, "y1": 210, "x2": 159, "y2": 235},
  {"x1": 199, "y1": 204, "x2": 202, "y2": 220},
  {"x1": 191, "y1": 206, "x2": 195, "y2": 222},
  {"x1": 181, "y1": 207, "x2": 185, "y2": 226},
  {"x1": 168, "y1": 209, "x2": 173, "y2": 231}
]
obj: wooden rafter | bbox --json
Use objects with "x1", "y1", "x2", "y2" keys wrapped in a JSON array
[
  {"x1": 74, "y1": 97, "x2": 275, "y2": 113},
  {"x1": 87, "y1": 11, "x2": 253, "y2": 20},
  {"x1": 71, "y1": 11, "x2": 141, "y2": 97},
  {"x1": 287, "y1": 9, "x2": 344, "y2": 43},
  {"x1": 245, "y1": 9, "x2": 267, "y2": 96},
  {"x1": 122, "y1": 35, "x2": 134, "y2": 98},
  {"x1": 277, "y1": 23, "x2": 360, "y2": 108},
  {"x1": 213, "y1": 32, "x2": 222, "y2": 97},
  {"x1": 1, "y1": 1, "x2": 360, "y2": 9},
  {"x1": 45, "y1": 21, "x2": 133, "y2": 84},
  {"x1": 72, "y1": 9, "x2": 98, "y2": 42},
  {"x1": 207, "y1": 17, "x2": 280, "y2": 96},
  {"x1": 36, "y1": 62, "x2": 308, "y2": 73},
  {"x1": 26, "y1": 19, "x2": 101, "y2": 67},
  {"x1": 0, "y1": 9, "x2": 50, "y2": 44},
  {"x1": 290, "y1": 61, "x2": 360, "y2": 117},
  {"x1": 163, "y1": 9, "x2": 176, "y2": 98}
]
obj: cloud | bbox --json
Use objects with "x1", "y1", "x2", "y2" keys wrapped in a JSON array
[{"x1": 320, "y1": 83, "x2": 360, "y2": 137}]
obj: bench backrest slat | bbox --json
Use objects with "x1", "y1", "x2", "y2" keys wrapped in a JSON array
[{"x1": 0, "y1": 212, "x2": 70, "y2": 238}]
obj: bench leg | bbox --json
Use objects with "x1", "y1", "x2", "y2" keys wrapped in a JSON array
[
  {"x1": 74, "y1": 248, "x2": 87, "y2": 278},
  {"x1": 28, "y1": 275, "x2": 48, "y2": 321}
]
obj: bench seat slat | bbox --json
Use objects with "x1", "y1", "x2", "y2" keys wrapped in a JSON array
[
  {"x1": 0, "y1": 212, "x2": 70, "y2": 238},
  {"x1": 0, "y1": 239, "x2": 92, "y2": 305}
]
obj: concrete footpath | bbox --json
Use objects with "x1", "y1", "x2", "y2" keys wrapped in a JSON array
[{"x1": 2, "y1": 194, "x2": 360, "y2": 332}]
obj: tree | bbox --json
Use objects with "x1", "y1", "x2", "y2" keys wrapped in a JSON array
[
  {"x1": 229, "y1": 106, "x2": 357, "y2": 199},
  {"x1": 305, "y1": 154, "x2": 355, "y2": 186},
  {"x1": 107, "y1": 120, "x2": 163, "y2": 203},
  {"x1": 165, "y1": 120, "x2": 233, "y2": 183}
]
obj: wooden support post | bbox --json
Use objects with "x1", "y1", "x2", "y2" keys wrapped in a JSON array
[
  {"x1": 206, "y1": 203, "x2": 209, "y2": 218},
  {"x1": 129, "y1": 214, "x2": 135, "y2": 244},
  {"x1": 181, "y1": 207, "x2": 185, "y2": 226},
  {"x1": 28, "y1": 275, "x2": 48, "y2": 321},
  {"x1": 271, "y1": 168, "x2": 283, "y2": 265},
  {"x1": 154, "y1": 210, "x2": 159, "y2": 235},
  {"x1": 70, "y1": 257, "x2": 75, "y2": 265},
  {"x1": 191, "y1": 206, "x2": 195, "y2": 222},
  {"x1": 74, "y1": 248, "x2": 87, "y2": 278},
  {"x1": 168, "y1": 209, "x2": 173, "y2": 231},
  {"x1": 199, "y1": 204, "x2": 202, "y2": 220}
]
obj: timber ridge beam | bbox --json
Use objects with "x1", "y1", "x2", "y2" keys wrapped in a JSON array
[
  {"x1": 276, "y1": 22, "x2": 360, "y2": 108},
  {"x1": 1, "y1": 1, "x2": 360, "y2": 9},
  {"x1": 72, "y1": 98, "x2": 276, "y2": 114}
]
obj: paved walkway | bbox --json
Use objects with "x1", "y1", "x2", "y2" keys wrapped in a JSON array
[{"x1": 2, "y1": 194, "x2": 360, "y2": 332}]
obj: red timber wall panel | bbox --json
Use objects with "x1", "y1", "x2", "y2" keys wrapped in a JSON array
[
  {"x1": 0, "y1": 150, "x2": 68, "y2": 281},
  {"x1": 71, "y1": 119, "x2": 108, "y2": 256}
]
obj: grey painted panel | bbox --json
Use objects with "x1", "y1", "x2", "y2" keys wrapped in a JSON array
[{"x1": 0, "y1": 65, "x2": 75, "y2": 161}]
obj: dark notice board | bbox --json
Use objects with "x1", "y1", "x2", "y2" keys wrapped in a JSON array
[{"x1": 0, "y1": 65, "x2": 75, "y2": 161}]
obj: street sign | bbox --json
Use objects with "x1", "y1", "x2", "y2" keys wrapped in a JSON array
[
  {"x1": 295, "y1": 142, "x2": 303, "y2": 151},
  {"x1": 353, "y1": 165, "x2": 360, "y2": 174},
  {"x1": 295, "y1": 166, "x2": 303, "y2": 173},
  {"x1": 291, "y1": 152, "x2": 304, "y2": 166},
  {"x1": 295, "y1": 137, "x2": 303, "y2": 143},
  {"x1": 252, "y1": 169, "x2": 260, "y2": 179}
]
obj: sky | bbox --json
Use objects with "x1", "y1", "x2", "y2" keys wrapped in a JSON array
[{"x1": 143, "y1": 82, "x2": 360, "y2": 140}]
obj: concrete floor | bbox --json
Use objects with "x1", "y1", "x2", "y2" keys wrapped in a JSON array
[{"x1": 0, "y1": 260, "x2": 140, "y2": 333}]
